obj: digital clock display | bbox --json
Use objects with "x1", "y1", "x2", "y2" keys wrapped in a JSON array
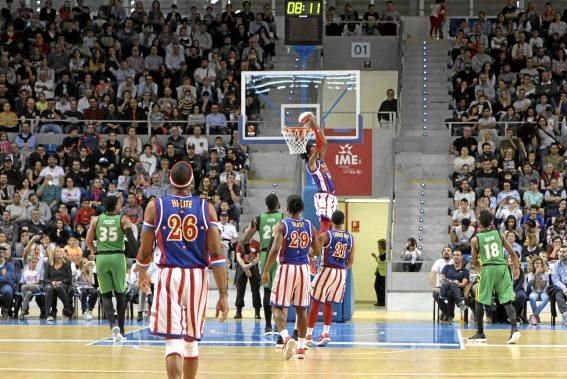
[
  {"x1": 284, "y1": 0, "x2": 323, "y2": 46},
  {"x1": 286, "y1": 1, "x2": 322, "y2": 16}
]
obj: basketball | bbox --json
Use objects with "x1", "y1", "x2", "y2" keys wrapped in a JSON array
[{"x1": 298, "y1": 112, "x2": 315, "y2": 126}]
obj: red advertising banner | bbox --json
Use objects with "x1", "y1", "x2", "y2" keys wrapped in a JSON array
[{"x1": 325, "y1": 129, "x2": 373, "y2": 196}]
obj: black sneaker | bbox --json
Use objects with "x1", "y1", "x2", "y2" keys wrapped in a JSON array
[
  {"x1": 264, "y1": 325, "x2": 273, "y2": 333},
  {"x1": 292, "y1": 329, "x2": 298, "y2": 340},
  {"x1": 234, "y1": 310, "x2": 242, "y2": 319},
  {"x1": 276, "y1": 335, "x2": 284, "y2": 347},
  {"x1": 467, "y1": 332, "x2": 487, "y2": 343},
  {"x1": 255, "y1": 309, "x2": 261, "y2": 319},
  {"x1": 507, "y1": 330, "x2": 521, "y2": 345}
]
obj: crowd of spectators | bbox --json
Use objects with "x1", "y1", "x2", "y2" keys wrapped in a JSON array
[
  {"x1": 444, "y1": 1, "x2": 567, "y2": 326},
  {"x1": 325, "y1": 1, "x2": 401, "y2": 37},
  {"x1": 0, "y1": 0, "x2": 278, "y2": 320}
]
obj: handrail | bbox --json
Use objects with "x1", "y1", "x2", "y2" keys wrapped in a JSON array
[{"x1": 324, "y1": 20, "x2": 401, "y2": 36}]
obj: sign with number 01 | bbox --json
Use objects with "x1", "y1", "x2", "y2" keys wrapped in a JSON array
[{"x1": 351, "y1": 42, "x2": 370, "y2": 58}]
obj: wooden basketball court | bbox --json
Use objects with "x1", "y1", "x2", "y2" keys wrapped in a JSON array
[{"x1": 1, "y1": 307, "x2": 566, "y2": 378}]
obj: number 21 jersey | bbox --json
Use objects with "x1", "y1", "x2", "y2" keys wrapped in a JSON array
[
  {"x1": 280, "y1": 217, "x2": 313, "y2": 265},
  {"x1": 323, "y1": 229, "x2": 353, "y2": 269},
  {"x1": 154, "y1": 195, "x2": 210, "y2": 269}
]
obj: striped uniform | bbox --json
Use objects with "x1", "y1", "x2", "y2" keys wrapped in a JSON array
[
  {"x1": 311, "y1": 229, "x2": 353, "y2": 303},
  {"x1": 150, "y1": 194, "x2": 220, "y2": 340},
  {"x1": 270, "y1": 217, "x2": 313, "y2": 308},
  {"x1": 306, "y1": 160, "x2": 337, "y2": 219}
]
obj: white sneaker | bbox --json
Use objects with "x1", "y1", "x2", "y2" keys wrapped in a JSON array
[
  {"x1": 507, "y1": 330, "x2": 521, "y2": 345},
  {"x1": 112, "y1": 326, "x2": 125, "y2": 342},
  {"x1": 85, "y1": 311, "x2": 93, "y2": 321},
  {"x1": 46, "y1": 316, "x2": 54, "y2": 322}
]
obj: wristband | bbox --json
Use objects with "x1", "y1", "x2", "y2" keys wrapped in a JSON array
[
  {"x1": 210, "y1": 256, "x2": 227, "y2": 267},
  {"x1": 142, "y1": 222, "x2": 155, "y2": 232}
]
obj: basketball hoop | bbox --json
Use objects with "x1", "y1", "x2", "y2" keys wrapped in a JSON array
[{"x1": 281, "y1": 126, "x2": 314, "y2": 155}]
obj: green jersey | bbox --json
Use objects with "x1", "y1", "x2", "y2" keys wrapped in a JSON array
[
  {"x1": 95, "y1": 213, "x2": 125, "y2": 253},
  {"x1": 477, "y1": 229, "x2": 507, "y2": 266},
  {"x1": 258, "y1": 212, "x2": 284, "y2": 251}
]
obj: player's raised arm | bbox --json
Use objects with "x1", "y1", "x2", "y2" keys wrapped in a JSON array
[
  {"x1": 207, "y1": 202, "x2": 229, "y2": 321},
  {"x1": 121, "y1": 215, "x2": 139, "y2": 258},
  {"x1": 262, "y1": 222, "x2": 283, "y2": 285},
  {"x1": 85, "y1": 216, "x2": 99, "y2": 255}
]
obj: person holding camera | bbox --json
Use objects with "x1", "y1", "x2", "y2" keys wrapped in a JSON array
[
  {"x1": 401, "y1": 237, "x2": 423, "y2": 272},
  {"x1": 234, "y1": 235, "x2": 261, "y2": 320}
]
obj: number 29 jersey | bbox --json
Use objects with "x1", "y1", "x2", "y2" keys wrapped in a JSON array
[
  {"x1": 279, "y1": 217, "x2": 313, "y2": 265},
  {"x1": 323, "y1": 229, "x2": 353, "y2": 269},
  {"x1": 154, "y1": 195, "x2": 211, "y2": 269}
]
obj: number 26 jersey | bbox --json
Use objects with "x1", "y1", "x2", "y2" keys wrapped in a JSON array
[
  {"x1": 154, "y1": 195, "x2": 211, "y2": 269},
  {"x1": 279, "y1": 217, "x2": 313, "y2": 265}
]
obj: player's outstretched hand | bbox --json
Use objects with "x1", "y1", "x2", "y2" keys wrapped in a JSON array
[
  {"x1": 215, "y1": 296, "x2": 229, "y2": 323},
  {"x1": 512, "y1": 266, "x2": 520, "y2": 280}
]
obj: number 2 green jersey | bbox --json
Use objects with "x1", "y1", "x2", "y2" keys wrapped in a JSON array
[
  {"x1": 258, "y1": 212, "x2": 284, "y2": 251},
  {"x1": 477, "y1": 229, "x2": 507, "y2": 266},
  {"x1": 95, "y1": 213, "x2": 125, "y2": 253}
]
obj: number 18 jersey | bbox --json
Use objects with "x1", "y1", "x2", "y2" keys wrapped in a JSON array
[
  {"x1": 477, "y1": 229, "x2": 506, "y2": 266},
  {"x1": 279, "y1": 217, "x2": 313, "y2": 265},
  {"x1": 323, "y1": 229, "x2": 353, "y2": 269},
  {"x1": 154, "y1": 194, "x2": 210, "y2": 269}
]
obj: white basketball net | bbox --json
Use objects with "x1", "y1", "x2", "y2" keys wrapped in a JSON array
[{"x1": 281, "y1": 127, "x2": 314, "y2": 155}]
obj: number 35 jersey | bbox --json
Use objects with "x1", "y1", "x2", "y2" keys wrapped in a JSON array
[
  {"x1": 154, "y1": 195, "x2": 211, "y2": 269},
  {"x1": 279, "y1": 217, "x2": 313, "y2": 265},
  {"x1": 323, "y1": 229, "x2": 353, "y2": 269}
]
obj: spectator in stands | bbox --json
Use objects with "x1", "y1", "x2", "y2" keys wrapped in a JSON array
[
  {"x1": 400, "y1": 237, "x2": 422, "y2": 272},
  {"x1": 475, "y1": 160, "x2": 500, "y2": 198},
  {"x1": 43, "y1": 246, "x2": 72, "y2": 321},
  {"x1": 378, "y1": 89, "x2": 397, "y2": 124},
  {"x1": 551, "y1": 246, "x2": 567, "y2": 326},
  {"x1": 452, "y1": 198, "x2": 477, "y2": 228},
  {"x1": 527, "y1": 256, "x2": 549, "y2": 325},
  {"x1": 544, "y1": 178, "x2": 566, "y2": 216},
  {"x1": 439, "y1": 250, "x2": 468, "y2": 324},
  {"x1": 454, "y1": 178, "x2": 475, "y2": 208},
  {"x1": 430, "y1": 246, "x2": 453, "y2": 321},
  {"x1": 215, "y1": 172, "x2": 241, "y2": 226},
  {"x1": 0, "y1": 246, "x2": 16, "y2": 319},
  {"x1": 453, "y1": 147, "x2": 475, "y2": 174},
  {"x1": 450, "y1": 218, "x2": 474, "y2": 259}
]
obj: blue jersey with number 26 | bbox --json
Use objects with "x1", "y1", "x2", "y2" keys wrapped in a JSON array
[{"x1": 154, "y1": 195, "x2": 210, "y2": 268}]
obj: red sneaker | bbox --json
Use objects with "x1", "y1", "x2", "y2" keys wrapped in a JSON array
[
  {"x1": 317, "y1": 332, "x2": 331, "y2": 347},
  {"x1": 283, "y1": 337, "x2": 297, "y2": 360},
  {"x1": 305, "y1": 335, "x2": 314, "y2": 347},
  {"x1": 296, "y1": 348, "x2": 306, "y2": 359}
]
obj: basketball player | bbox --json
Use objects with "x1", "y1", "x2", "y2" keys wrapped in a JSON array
[
  {"x1": 136, "y1": 161, "x2": 229, "y2": 379},
  {"x1": 306, "y1": 210, "x2": 355, "y2": 347},
  {"x1": 300, "y1": 113, "x2": 337, "y2": 234},
  {"x1": 468, "y1": 209, "x2": 521, "y2": 344},
  {"x1": 261, "y1": 195, "x2": 321, "y2": 360},
  {"x1": 241, "y1": 193, "x2": 284, "y2": 333},
  {"x1": 86, "y1": 195, "x2": 138, "y2": 342}
]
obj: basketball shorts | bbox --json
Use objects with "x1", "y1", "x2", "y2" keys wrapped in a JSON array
[
  {"x1": 95, "y1": 253, "x2": 127, "y2": 294},
  {"x1": 476, "y1": 265, "x2": 515, "y2": 306},
  {"x1": 150, "y1": 267, "x2": 209, "y2": 340},
  {"x1": 314, "y1": 192, "x2": 338, "y2": 220},
  {"x1": 310, "y1": 267, "x2": 347, "y2": 304},
  {"x1": 270, "y1": 263, "x2": 310, "y2": 308}
]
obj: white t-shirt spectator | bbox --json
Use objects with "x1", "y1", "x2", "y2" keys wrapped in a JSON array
[
  {"x1": 431, "y1": 258, "x2": 453, "y2": 287},
  {"x1": 186, "y1": 135, "x2": 208, "y2": 156},
  {"x1": 38, "y1": 165, "x2": 65, "y2": 186}
]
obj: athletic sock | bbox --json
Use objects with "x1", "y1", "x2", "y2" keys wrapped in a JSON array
[
  {"x1": 323, "y1": 324, "x2": 330, "y2": 335},
  {"x1": 503, "y1": 303, "x2": 517, "y2": 330},
  {"x1": 307, "y1": 299, "x2": 320, "y2": 328},
  {"x1": 474, "y1": 301, "x2": 484, "y2": 334},
  {"x1": 306, "y1": 327, "x2": 314, "y2": 337},
  {"x1": 323, "y1": 302, "x2": 333, "y2": 326},
  {"x1": 298, "y1": 337, "x2": 305, "y2": 349},
  {"x1": 101, "y1": 292, "x2": 116, "y2": 328},
  {"x1": 115, "y1": 292, "x2": 127, "y2": 335},
  {"x1": 279, "y1": 329, "x2": 289, "y2": 340}
]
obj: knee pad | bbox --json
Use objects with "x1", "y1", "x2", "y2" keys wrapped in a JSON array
[
  {"x1": 184, "y1": 340, "x2": 199, "y2": 358},
  {"x1": 165, "y1": 339, "x2": 184, "y2": 358}
]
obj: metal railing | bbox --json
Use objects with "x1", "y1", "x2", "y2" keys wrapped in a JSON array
[{"x1": 323, "y1": 20, "x2": 402, "y2": 37}]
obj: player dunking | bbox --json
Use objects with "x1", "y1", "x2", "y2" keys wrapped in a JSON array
[
  {"x1": 86, "y1": 195, "x2": 138, "y2": 342},
  {"x1": 300, "y1": 113, "x2": 337, "y2": 234},
  {"x1": 136, "y1": 161, "x2": 229, "y2": 379},
  {"x1": 468, "y1": 209, "x2": 521, "y2": 344},
  {"x1": 306, "y1": 210, "x2": 355, "y2": 347},
  {"x1": 262, "y1": 195, "x2": 321, "y2": 360}
]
